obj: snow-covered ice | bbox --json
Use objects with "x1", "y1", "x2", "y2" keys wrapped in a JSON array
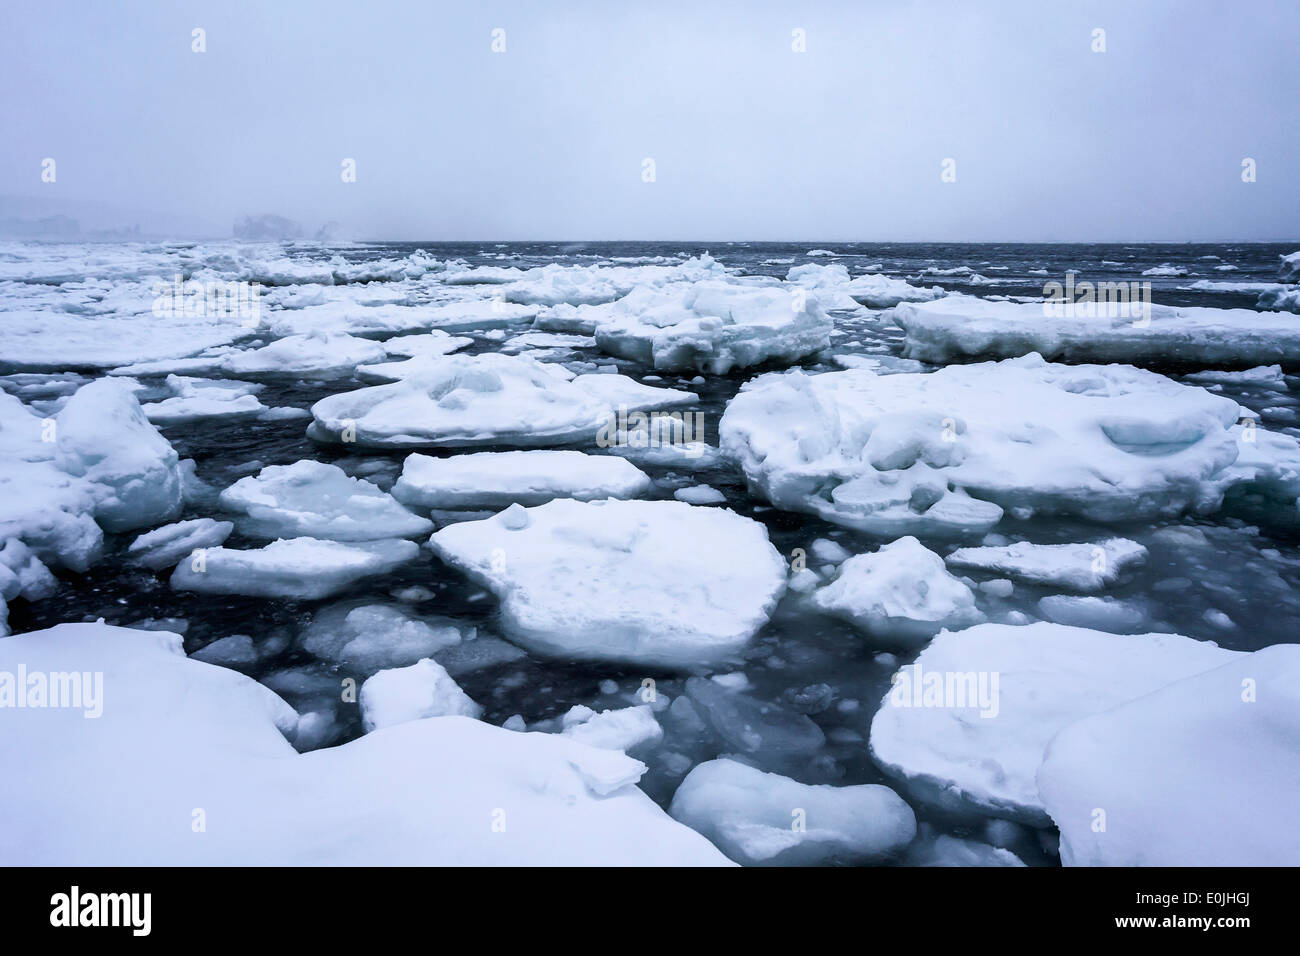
[
  {"x1": 359, "y1": 657, "x2": 483, "y2": 732},
  {"x1": 127, "y1": 518, "x2": 234, "y2": 570},
  {"x1": 219, "y1": 460, "x2": 434, "y2": 540},
  {"x1": 170, "y1": 537, "x2": 418, "y2": 599},
  {"x1": 944, "y1": 538, "x2": 1147, "y2": 591},
  {"x1": 670, "y1": 758, "x2": 916, "y2": 866},
  {"x1": 869, "y1": 622, "x2": 1239, "y2": 824},
  {"x1": 428, "y1": 499, "x2": 788, "y2": 667},
  {"x1": 392, "y1": 450, "x2": 651, "y2": 509}
]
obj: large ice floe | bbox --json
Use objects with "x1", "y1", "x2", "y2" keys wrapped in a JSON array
[
  {"x1": 218, "y1": 460, "x2": 434, "y2": 540},
  {"x1": 1038, "y1": 644, "x2": 1300, "y2": 865},
  {"x1": 720, "y1": 353, "x2": 1300, "y2": 537},
  {"x1": 869, "y1": 622, "x2": 1241, "y2": 825},
  {"x1": 890, "y1": 293, "x2": 1300, "y2": 368},
  {"x1": 392, "y1": 450, "x2": 651, "y2": 509},
  {"x1": 669, "y1": 758, "x2": 916, "y2": 866},
  {"x1": 308, "y1": 352, "x2": 697, "y2": 448},
  {"x1": 428, "y1": 499, "x2": 788, "y2": 667},
  {"x1": 0, "y1": 623, "x2": 729, "y2": 865},
  {"x1": 586, "y1": 281, "x2": 832, "y2": 374},
  {"x1": 170, "y1": 537, "x2": 418, "y2": 599}
]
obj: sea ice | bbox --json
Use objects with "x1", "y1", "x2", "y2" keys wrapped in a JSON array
[
  {"x1": 669, "y1": 758, "x2": 916, "y2": 866},
  {"x1": 126, "y1": 518, "x2": 234, "y2": 570},
  {"x1": 359, "y1": 657, "x2": 483, "y2": 732},
  {"x1": 1038, "y1": 644, "x2": 1300, "y2": 866},
  {"x1": 428, "y1": 499, "x2": 787, "y2": 667},
  {"x1": 812, "y1": 537, "x2": 983, "y2": 645},
  {"x1": 219, "y1": 460, "x2": 434, "y2": 540},
  {"x1": 392, "y1": 450, "x2": 651, "y2": 509},
  {"x1": 869, "y1": 621, "x2": 1239, "y2": 824},
  {"x1": 170, "y1": 537, "x2": 418, "y2": 600},
  {"x1": 944, "y1": 537, "x2": 1147, "y2": 591},
  {"x1": 300, "y1": 600, "x2": 465, "y2": 673}
]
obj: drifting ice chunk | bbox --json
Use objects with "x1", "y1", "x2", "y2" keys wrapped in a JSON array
[
  {"x1": 0, "y1": 622, "x2": 728, "y2": 864},
  {"x1": 55, "y1": 378, "x2": 184, "y2": 532},
  {"x1": 868, "y1": 622, "x2": 1239, "y2": 824},
  {"x1": 591, "y1": 281, "x2": 832, "y2": 374},
  {"x1": 429, "y1": 498, "x2": 787, "y2": 668},
  {"x1": 903, "y1": 834, "x2": 1025, "y2": 867},
  {"x1": 812, "y1": 537, "x2": 982, "y2": 645},
  {"x1": 944, "y1": 538, "x2": 1147, "y2": 592},
  {"x1": 1036, "y1": 594, "x2": 1148, "y2": 632},
  {"x1": 720, "y1": 354, "x2": 1266, "y2": 536},
  {"x1": 891, "y1": 293, "x2": 1300, "y2": 367},
  {"x1": 170, "y1": 537, "x2": 418, "y2": 600},
  {"x1": 219, "y1": 460, "x2": 433, "y2": 540},
  {"x1": 1279, "y1": 250, "x2": 1300, "y2": 283},
  {"x1": 684, "y1": 676, "x2": 826, "y2": 756},
  {"x1": 786, "y1": 263, "x2": 945, "y2": 309},
  {"x1": 673, "y1": 485, "x2": 726, "y2": 505},
  {"x1": 221, "y1": 331, "x2": 388, "y2": 379},
  {"x1": 1039, "y1": 644, "x2": 1300, "y2": 866},
  {"x1": 309, "y1": 352, "x2": 696, "y2": 448},
  {"x1": 562, "y1": 705, "x2": 663, "y2": 752},
  {"x1": 360, "y1": 658, "x2": 483, "y2": 732},
  {"x1": 670, "y1": 758, "x2": 916, "y2": 866},
  {"x1": 127, "y1": 518, "x2": 234, "y2": 570},
  {"x1": 392, "y1": 450, "x2": 651, "y2": 509},
  {"x1": 301, "y1": 601, "x2": 465, "y2": 673},
  {"x1": 1258, "y1": 286, "x2": 1300, "y2": 314}
]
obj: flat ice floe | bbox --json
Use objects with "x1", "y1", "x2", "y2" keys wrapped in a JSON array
[
  {"x1": 869, "y1": 622, "x2": 1240, "y2": 824},
  {"x1": 669, "y1": 758, "x2": 916, "y2": 866},
  {"x1": 141, "y1": 375, "x2": 269, "y2": 423},
  {"x1": 944, "y1": 537, "x2": 1147, "y2": 591},
  {"x1": 1038, "y1": 644, "x2": 1300, "y2": 865},
  {"x1": 588, "y1": 281, "x2": 832, "y2": 374},
  {"x1": 0, "y1": 623, "x2": 729, "y2": 865},
  {"x1": 127, "y1": 518, "x2": 234, "y2": 570},
  {"x1": 392, "y1": 450, "x2": 651, "y2": 509},
  {"x1": 720, "y1": 353, "x2": 1295, "y2": 537},
  {"x1": 170, "y1": 537, "x2": 418, "y2": 599},
  {"x1": 220, "y1": 331, "x2": 389, "y2": 379},
  {"x1": 300, "y1": 600, "x2": 466, "y2": 673},
  {"x1": 219, "y1": 460, "x2": 434, "y2": 540},
  {"x1": 428, "y1": 499, "x2": 788, "y2": 667},
  {"x1": 812, "y1": 536, "x2": 983, "y2": 645},
  {"x1": 308, "y1": 352, "x2": 697, "y2": 448},
  {"x1": 890, "y1": 293, "x2": 1300, "y2": 367}
]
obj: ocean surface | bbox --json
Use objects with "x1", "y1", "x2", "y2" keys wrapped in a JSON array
[{"x1": 6, "y1": 239, "x2": 1299, "y2": 867}]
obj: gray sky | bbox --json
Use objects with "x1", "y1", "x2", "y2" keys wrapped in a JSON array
[{"x1": 2, "y1": 0, "x2": 1296, "y2": 241}]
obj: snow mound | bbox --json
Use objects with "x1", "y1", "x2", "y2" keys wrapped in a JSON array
[
  {"x1": 219, "y1": 460, "x2": 433, "y2": 540},
  {"x1": 55, "y1": 378, "x2": 184, "y2": 532},
  {"x1": 308, "y1": 352, "x2": 696, "y2": 448},
  {"x1": 669, "y1": 758, "x2": 916, "y2": 866},
  {"x1": 360, "y1": 658, "x2": 482, "y2": 732},
  {"x1": 944, "y1": 537, "x2": 1147, "y2": 591},
  {"x1": 720, "y1": 354, "x2": 1277, "y2": 536},
  {"x1": 392, "y1": 450, "x2": 651, "y2": 510},
  {"x1": 891, "y1": 293, "x2": 1300, "y2": 367},
  {"x1": 812, "y1": 537, "x2": 982, "y2": 645},
  {"x1": 1039, "y1": 644, "x2": 1300, "y2": 866},
  {"x1": 0, "y1": 622, "x2": 729, "y2": 865},
  {"x1": 428, "y1": 498, "x2": 787, "y2": 668},
  {"x1": 590, "y1": 281, "x2": 832, "y2": 374},
  {"x1": 869, "y1": 621, "x2": 1240, "y2": 824},
  {"x1": 170, "y1": 537, "x2": 418, "y2": 599}
]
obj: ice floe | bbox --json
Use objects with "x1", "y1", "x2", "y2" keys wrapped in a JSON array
[
  {"x1": 360, "y1": 658, "x2": 483, "y2": 732},
  {"x1": 428, "y1": 499, "x2": 787, "y2": 667},
  {"x1": 869, "y1": 622, "x2": 1239, "y2": 824},
  {"x1": 669, "y1": 758, "x2": 916, "y2": 865},
  {"x1": 392, "y1": 450, "x2": 651, "y2": 510},
  {"x1": 891, "y1": 293, "x2": 1300, "y2": 367},
  {"x1": 0, "y1": 622, "x2": 728, "y2": 864},
  {"x1": 944, "y1": 538, "x2": 1147, "y2": 591},
  {"x1": 170, "y1": 537, "x2": 418, "y2": 599},
  {"x1": 127, "y1": 518, "x2": 234, "y2": 570},
  {"x1": 218, "y1": 460, "x2": 434, "y2": 540}
]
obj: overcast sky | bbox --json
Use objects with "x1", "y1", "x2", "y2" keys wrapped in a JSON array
[{"x1": 2, "y1": 0, "x2": 1296, "y2": 241}]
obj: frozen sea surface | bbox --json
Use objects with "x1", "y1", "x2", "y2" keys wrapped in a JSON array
[{"x1": 3, "y1": 239, "x2": 1299, "y2": 866}]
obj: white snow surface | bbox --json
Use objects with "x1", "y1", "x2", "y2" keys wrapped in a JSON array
[{"x1": 392, "y1": 450, "x2": 651, "y2": 509}]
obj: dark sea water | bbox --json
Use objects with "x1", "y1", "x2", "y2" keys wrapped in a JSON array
[{"x1": 9, "y1": 240, "x2": 1300, "y2": 867}]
